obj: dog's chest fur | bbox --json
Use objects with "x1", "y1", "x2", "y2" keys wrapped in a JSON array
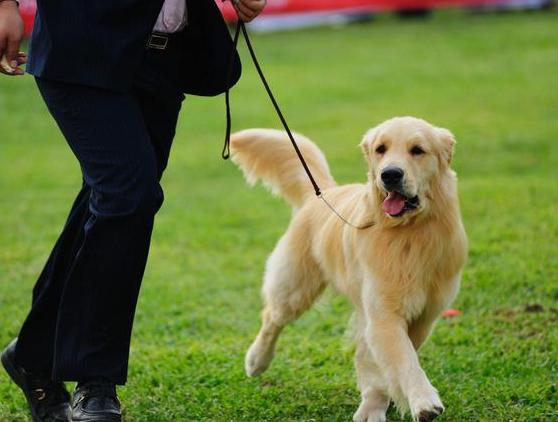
[
  {"x1": 366, "y1": 221, "x2": 463, "y2": 317},
  {"x1": 317, "y1": 216, "x2": 463, "y2": 320}
]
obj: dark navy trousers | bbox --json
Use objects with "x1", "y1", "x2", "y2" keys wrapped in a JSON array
[{"x1": 15, "y1": 43, "x2": 185, "y2": 384}]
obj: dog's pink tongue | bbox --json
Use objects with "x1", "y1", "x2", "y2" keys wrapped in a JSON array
[{"x1": 383, "y1": 192, "x2": 406, "y2": 216}]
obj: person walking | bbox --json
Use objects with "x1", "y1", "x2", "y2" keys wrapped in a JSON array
[{"x1": 0, "y1": 0, "x2": 266, "y2": 420}]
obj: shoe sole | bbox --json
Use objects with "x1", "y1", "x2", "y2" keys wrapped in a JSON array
[
  {"x1": 73, "y1": 419, "x2": 121, "y2": 422},
  {"x1": 72, "y1": 410, "x2": 121, "y2": 422}
]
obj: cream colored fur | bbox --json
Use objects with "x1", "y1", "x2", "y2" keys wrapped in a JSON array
[{"x1": 230, "y1": 117, "x2": 468, "y2": 422}]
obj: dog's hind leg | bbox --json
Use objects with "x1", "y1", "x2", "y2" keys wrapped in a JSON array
[
  {"x1": 245, "y1": 235, "x2": 325, "y2": 377},
  {"x1": 352, "y1": 320, "x2": 390, "y2": 422}
]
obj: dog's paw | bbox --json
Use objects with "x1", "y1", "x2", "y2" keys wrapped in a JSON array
[
  {"x1": 352, "y1": 400, "x2": 387, "y2": 422},
  {"x1": 415, "y1": 406, "x2": 444, "y2": 422},
  {"x1": 244, "y1": 340, "x2": 274, "y2": 377},
  {"x1": 410, "y1": 391, "x2": 444, "y2": 422}
]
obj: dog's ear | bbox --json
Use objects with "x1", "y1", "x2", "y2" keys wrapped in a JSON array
[
  {"x1": 360, "y1": 126, "x2": 380, "y2": 164},
  {"x1": 436, "y1": 127, "x2": 456, "y2": 167}
]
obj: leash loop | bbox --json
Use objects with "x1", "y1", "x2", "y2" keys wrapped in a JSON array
[{"x1": 222, "y1": 21, "x2": 242, "y2": 159}]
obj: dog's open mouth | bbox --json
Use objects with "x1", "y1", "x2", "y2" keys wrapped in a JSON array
[{"x1": 382, "y1": 191, "x2": 420, "y2": 217}]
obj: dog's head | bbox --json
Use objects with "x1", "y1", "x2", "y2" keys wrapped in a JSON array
[{"x1": 360, "y1": 117, "x2": 456, "y2": 223}]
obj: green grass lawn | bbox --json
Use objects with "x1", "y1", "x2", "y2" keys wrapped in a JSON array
[{"x1": 1, "y1": 9, "x2": 557, "y2": 421}]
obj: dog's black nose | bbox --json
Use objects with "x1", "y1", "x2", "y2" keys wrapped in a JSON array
[{"x1": 381, "y1": 166, "x2": 404, "y2": 188}]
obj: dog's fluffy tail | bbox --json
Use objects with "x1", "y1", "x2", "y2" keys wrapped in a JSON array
[{"x1": 230, "y1": 129, "x2": 336, "y2": 209}]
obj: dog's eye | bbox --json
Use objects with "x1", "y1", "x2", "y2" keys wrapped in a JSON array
[
  {"x1": 375, "y1": 144, "x2": 386, "y2": 154},
  {"x1": 410, "y1": 146, "x2": 425, "y2": 156}
]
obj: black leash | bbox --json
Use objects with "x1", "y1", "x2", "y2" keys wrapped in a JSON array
[{"x1": 223, "y1": 20, "x2": 374, "y2": 230}]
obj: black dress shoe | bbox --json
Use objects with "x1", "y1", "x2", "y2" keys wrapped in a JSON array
[
  {"x1": 72, "y1": 380, "x2": 121, "y2": 422},
  {"x1": 1, "y1": 338, "x2": 71, "y2": 422}
]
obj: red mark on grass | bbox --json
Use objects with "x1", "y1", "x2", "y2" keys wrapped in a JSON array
[{"x1": 442, "y1": 308, "x2": 461, "y2": 318}]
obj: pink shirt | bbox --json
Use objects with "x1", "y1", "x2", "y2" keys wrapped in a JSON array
[{"x1": 153, "y1": 0, "x2": 188, "y2": 33}]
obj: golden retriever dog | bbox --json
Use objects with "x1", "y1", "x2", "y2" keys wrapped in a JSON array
[{"x1": 230, "y1": 116, "x2": 468, "y2": 422}]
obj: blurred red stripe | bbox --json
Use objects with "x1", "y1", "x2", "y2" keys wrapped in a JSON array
[
  {"x1": 17, "y1": 0, "x2": 516, "y2": 37},
  {"x1": 217, "y1": 0, "x2": 508, "y2": 21}
]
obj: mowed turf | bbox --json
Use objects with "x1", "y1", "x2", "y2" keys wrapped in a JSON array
[{"x1": 1, "y1": 9, "x2": 557, "y2": 421}]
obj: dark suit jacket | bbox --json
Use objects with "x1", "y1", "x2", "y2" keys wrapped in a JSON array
[{"x1": 26, "y1": 0, "x2": 241, "y2": 96}]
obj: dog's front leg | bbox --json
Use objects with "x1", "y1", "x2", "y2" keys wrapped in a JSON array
[
  {"x1": 353, "y1": 337, "x2": 390, "y2": 422},
  {"x1": 362, "y1": 297, "x2": 444, "y2": 422}
]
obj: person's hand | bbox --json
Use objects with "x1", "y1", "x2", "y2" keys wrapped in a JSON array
[
  {"x1": 0, "y1": 0, "x2": 25, "y2": 76},
  {"x1": 232, "y1": 0, "x2": 267, "y2": 23}
]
